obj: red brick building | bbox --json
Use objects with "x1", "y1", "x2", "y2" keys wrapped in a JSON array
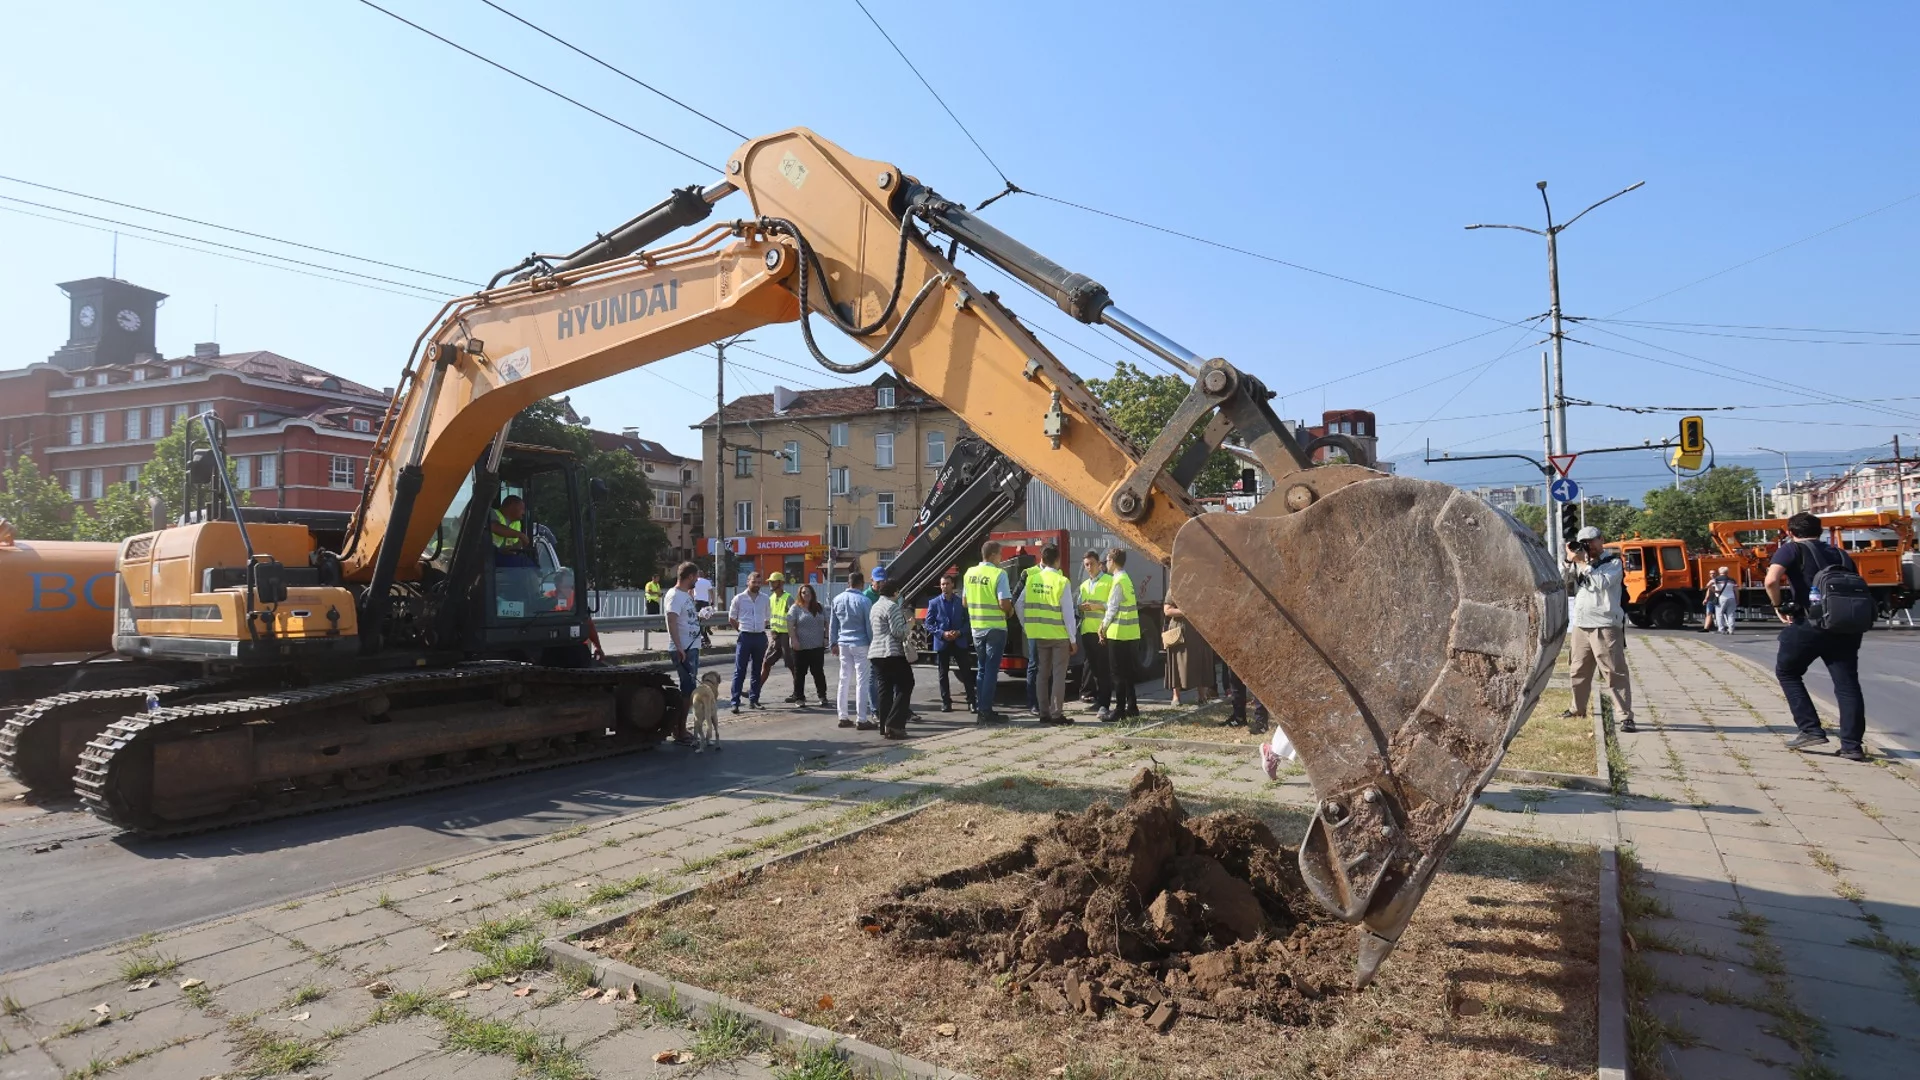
[{"x1": 0, "y1": 277, "x2": 391, "y2": 514}]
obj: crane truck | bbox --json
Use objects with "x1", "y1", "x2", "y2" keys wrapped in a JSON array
[{"x1": 0, "y1": 129, "x2": 1564, "y2": 984}]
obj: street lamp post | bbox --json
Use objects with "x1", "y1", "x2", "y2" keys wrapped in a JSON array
[
  {"x1": 781, "y1": 424, "x2": 837, "y2": 588},
  {"x1": 1756, "y1": 447, "x2": 1792, "y2": 515}
]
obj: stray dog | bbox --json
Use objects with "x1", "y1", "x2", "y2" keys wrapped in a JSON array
[{"x1": 688, "y1": 670, "x2": 723, "y2": 753}]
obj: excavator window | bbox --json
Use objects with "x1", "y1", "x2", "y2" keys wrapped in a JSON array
[
  {"x1": 1620, "y1": 548, "x2": 1643, "y2": 572},
  {"x1": 1660, "y1": 546, "x2": 1688, "y2": 572},
  {"x1": 490, "y1": 458, "x2": 579, "y2": 620},
  {"x1": 427, "y1": 472, "x2": 477, "y2": 573}
]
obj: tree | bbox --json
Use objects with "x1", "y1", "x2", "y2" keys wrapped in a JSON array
[
  {"x1": 1510, "y1": 502, "x2": 1548, "y2": 537},
  {"x1": 0, "y1": 454, "x2": 73, "y2": 540},
  {"x1": 508, "y1": 399, "x2": 667, "y2": 589},
  {"x1": 1639, "y1": 466, "x2": 1760, "y2": 551},
  {"x1": 73, "y1": 483, "x2": 152, "y2": 542},
  {"x1": 140, "y1": 418, "x2": 243, "y2": 524},
  {"x1": 1084, "y1": 361, "x2": 1241, "y2": 496}
]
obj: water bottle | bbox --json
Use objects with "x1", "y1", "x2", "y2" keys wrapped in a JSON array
[{"x1": 145, "y1": 692, "x2": 160, "y2": 713}]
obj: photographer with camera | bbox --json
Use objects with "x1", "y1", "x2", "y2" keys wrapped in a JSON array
[
  {"x1": 1564, "y1": 525, "x2": 1637, "y2": 733},
  {"x1": 1765, "y1": 512, "x2": 1872, "y2": 761}
]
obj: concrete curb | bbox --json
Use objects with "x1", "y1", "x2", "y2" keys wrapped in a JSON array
[
  {"x1": 1594, "y1": 712, "x2": 1612, "y2": 787},
  {"x1": 542, "y1": 801, "x2": 968, "y2": 1079},
  {"x1": 1597, "y1": 845, "x2": 1630, "y2": 1080}
]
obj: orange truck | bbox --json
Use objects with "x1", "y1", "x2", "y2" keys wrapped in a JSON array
[{"x1": 1608, "y1": 511, "x2": 1917, "y2": 629}]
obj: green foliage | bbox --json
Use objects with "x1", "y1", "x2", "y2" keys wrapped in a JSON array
[
  {"x1": 72, "y1": 483, "x2": 151, "y2": 542},
  {"x1": 0, "y1": 454, "x2": 73, "y2": 540},
  {"x1": 1084, "y1": 362, "x2": 1240, "y2": 496},
  {"x1": 142, "y1": 419, "x2": 245, "y2": 525},
  {"x1": 1510, "y1": 502, "x2": 1547, "y2": 537},
  {"x1": 509, "y1": 399, "x2": 668, "y2": 588},
  {"x1": 1639, "y1": 466, "x2": 1760, "y2": 551}
]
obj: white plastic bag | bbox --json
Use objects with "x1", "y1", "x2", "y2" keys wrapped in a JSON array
[{"x1": 1259, "y1": 724, "x2": 1298, "y2": 779}]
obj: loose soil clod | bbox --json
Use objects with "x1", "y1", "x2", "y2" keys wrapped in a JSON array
[{"x1": 868, "y1": 769, "x2": 1354, "y2": 1028}]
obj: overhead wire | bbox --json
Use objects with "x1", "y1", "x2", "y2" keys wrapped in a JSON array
[
  {"x1": 349, "y1": 0, "x2": 719, "y2": 173},
  {"x1": 1379, "y1": 322, "x2": 1543, "y2": 457},
  {"x1": 0, "y1": 203, "x2": 449, "y2": 304},
  {"x1": 847, "y1": 0, "x2": 1011, "y2": 189},
  {"x1": 0, "y1": 173, "x2": 474, "y2": 286},
  {"x1": 1580, "y1": 319, "x2": 1920, "y2": 347},
  {"x1": 473, "y1": 0, "x2": 748, "y2": 140},
  {"x1": 1586, "y1": 318, "x2": 1920, "y2": 339}
]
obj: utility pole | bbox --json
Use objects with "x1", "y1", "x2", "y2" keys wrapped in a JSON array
[
  {"x1": 1540, "y1": 351, "x2": 1554, "y2": 492},
  {"x1": 1895, "y1": 435, "x2": 1908, "y2": 516},
  {"x1": 712, "y1": 337, "x2": 748, "y2": 598},
  {"x1": 1756, "y1": 447, "x2": 1791, "y2": 516},
  {"x1": 1469, "y1": 179, "x2": 1644, "y2": 542}
]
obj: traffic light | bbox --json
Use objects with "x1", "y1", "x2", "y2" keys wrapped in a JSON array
[
  {"x1": 1560, "y1": 501, "x2": 1581, "y2": 548},
  {"x1": 1672, "y1": 414, "x2": 1705, "y2": 472}
]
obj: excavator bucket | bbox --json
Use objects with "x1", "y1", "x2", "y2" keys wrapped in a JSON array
[{"x1": 1169, "y1": 474, "x2": 1565, "y2": 987}]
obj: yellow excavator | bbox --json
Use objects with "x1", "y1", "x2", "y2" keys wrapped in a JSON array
[{"x1": 1, "y1": 130, "x2": 1563, "y2": 984}]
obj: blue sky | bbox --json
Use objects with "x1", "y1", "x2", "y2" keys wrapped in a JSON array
[{"x1": 4, "y1": 1, "x2": 1916, "y2": 479}]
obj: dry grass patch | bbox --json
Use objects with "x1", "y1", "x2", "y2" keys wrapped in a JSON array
[
  {"x1": 1503, "y1": 688, "x2": 1596, "y2": 776},
  {"x1": 604, "y1": 784, "x2": 1598, "y2": 1080}
]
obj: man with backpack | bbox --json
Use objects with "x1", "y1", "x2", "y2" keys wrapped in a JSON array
[{"x1": 1766, "y1": 512, "x2": 1873, "y2": 760}]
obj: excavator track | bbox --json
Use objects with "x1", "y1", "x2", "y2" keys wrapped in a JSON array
[
  {"x1": 0, "y1": 677, "x2": 240, "y2": 795},
  {"x1": 73, "y1": 664, "x2": 680, "y2": 836}
]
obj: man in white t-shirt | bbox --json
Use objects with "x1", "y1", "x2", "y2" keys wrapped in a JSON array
[{"x1": 661, "y1": 561, "x2": 702, "y2": 747}]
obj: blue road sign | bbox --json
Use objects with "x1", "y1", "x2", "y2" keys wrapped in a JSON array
[{"x1": 1550, "y1": 477, "x2": 1581, "y2": 503}]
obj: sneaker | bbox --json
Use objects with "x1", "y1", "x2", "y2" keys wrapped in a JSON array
[
  {"x1": 941, "y1": 702, "x2": 953, "y2": 713},
  {"x1": 837, "y1": 717, "x2": 854, "y2": 728},
  {"x1": 1837, "y1": 747, "x2": 1869, "y2": 762},
  {"x1": 882, "y1": 728, "x2": 909, "y2": 740},
  {"x1": 1097, "y1": 709, "x2": 1115, "y2": 723},
  {"x1": 1558, "y1": 709, "x2": 1585, "y2": 719},
  {"x1": 1619, "y1": 719, "x2": 1638, "y2": 733},
  {"x1": 1785, "y1": 733, "x2": 1830, "y2": 751},
  {"x1": 751, "y1": 700, "x2": 765, "y2": 710},
  {"x1": 856, "y1": 720, "x2": 880, "y2": 732},
  {"x1": 731, "y1": 704, "x2": 741, "y2": 715}
]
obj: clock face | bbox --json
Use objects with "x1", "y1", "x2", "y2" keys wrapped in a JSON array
[
  {"x1": 78, "y1": 305, "x2": 96, "y2": 328},
  {"x1": 116, "y1": 309, "x2": 141, "y2": 332}
]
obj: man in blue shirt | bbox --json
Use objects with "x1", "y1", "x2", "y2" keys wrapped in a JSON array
[
  {"x1": 828, "y1": 571, "x2": 875, "y2": 729},
  {"x1": 924, "y1": 573, "x2": 975, "y2": 712}
]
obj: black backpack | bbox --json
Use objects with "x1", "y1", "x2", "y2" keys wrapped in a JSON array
[{"x1": 1796, "y1": 541, "x2": 1875, "y2": 634}]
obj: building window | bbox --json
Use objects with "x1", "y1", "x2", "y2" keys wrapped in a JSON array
[
  {"x1": 148, "y1": 406, "x2": 165, "y2": 439},
  {"x1": 829, "y1": 466, "x2": 850, "y2": 496},
  {"x1": 132, "y1": 367, "x2": 147, "y2": 382},
  {"x1": 783, "y1": 496, "x2": 802, "y2": 531},
  {"x1": 925, "y1": 431, "x2": 946, "y2": 467},
  {"x1": 172, "y1": 404, "x2": 188, "y2": 431},
  {"x1": 87, "y1": 468, "x2": 103, "y2": 500},
  {"x1": 125, "y1": 409, "x2": 142, "y2": 442},
  {"x1": 734, "y1": 500, "x2": 754, "y2": 534},
  {"x1": 352, "y1": 418, "x2": 371, "y2": 433},
  {"x1": 194, "y1": 401, "x2": 211, "y2": 419},
  {"x1": 734, "y1": 446, "x2": 753, "y2": 477},
  {"x1": 651, "y1": 489, "x2": 682, "y2": 521},
  {"x1": 681, "y1": 467, "x2": 694, "y2": 485},
  {"x1": 258, "y1": 454, "x2": 277, "y2": 488},
  {"x1": 90, "y1": 413, "x2": 106, "y2": 444},
  {"x1": 330, "y1": 456, "x2": 356, "y2": 488},
  {"x1": 829, "y1": 523, "x2": 850, "y2": 550},
  {"x1": 783, "y1": 440, "x2": 801, "y2": 474},
  {"x1": 72, "y1": 376, "x2": 86, "y2": 389},
  {"x1": 94, "y1": 372, "x2": 109, "y2": 386},
  {"x1": 876, "y1": 386, "x2": 895, "y2": 409},
  {"x1": 876, "y1": 492, "x2": 896, "y2": 527},
  {"x1": 66, "y1": 472, "x2": 81, "y2": 499},
  {"x1": 874, "y1": 431, "x2": 894, "y2": 469},
  {"x1": 169, "y1": 364, "x2": 184, "y2": 378},
  {"x1": 69, "y1": 415, "x2": 84, "y2": 446},
  {"x1": 829, "y1": 422, "x2": 848, "y2": 447},
  {"x1": 236, "y1": 456, "x2": 253, "y2": 490},
  {"x1": 124, "y1": 465, "x2": 141, "y2": 489},
  {"x1": 241, "y1": 414, "x2": 256, "y2": 428}
]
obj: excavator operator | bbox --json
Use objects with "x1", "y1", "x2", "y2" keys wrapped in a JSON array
[{"x1": 489, "y1": 495, "x2": 535, "y2": 567}]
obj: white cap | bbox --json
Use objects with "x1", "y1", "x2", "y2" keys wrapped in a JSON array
[{"x1": 1575, "y1": 526, "x2": 1603, "y2": 542}]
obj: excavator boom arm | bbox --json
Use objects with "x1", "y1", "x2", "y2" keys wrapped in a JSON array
[{"x1": 340, "y1": 129, "x2": 1565, "y2": 986}]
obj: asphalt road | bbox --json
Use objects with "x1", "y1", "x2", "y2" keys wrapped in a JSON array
[
  {"x1": 0, "y1": 646, "x2": 1155, "y2": 973},
  {"x1": 1652, "y1": 626, "x2": 1920, "y2": 760}
]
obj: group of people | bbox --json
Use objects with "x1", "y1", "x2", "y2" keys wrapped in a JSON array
[{"x1": 1561, "y1": 514, "x2": 1872, "y2": 762}]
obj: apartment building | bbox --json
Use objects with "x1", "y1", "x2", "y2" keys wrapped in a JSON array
[
  {"x1": 1809, "y1": 462, "x2": 1919, "y2": 515},
  {"x1": 694, "y1": 375, "x2": 956, "y2": 585},
  {"x1": 589, "y1": 427, "x2": 704, "y2": 563},
  {"x1": 0, "y1": 277, "x2": 389, "y2": 513}
]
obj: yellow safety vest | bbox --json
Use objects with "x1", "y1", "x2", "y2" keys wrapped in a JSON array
[
  {"x1": 645, "y1": 581, "x2": 662, "y2": 603},
  {"x1": 1079, "y1": 572, "x2": 1112, "y2": 635},
  {"x1": 490, "y1": 508, "x2": 523, "y2": 549},
  {"x1": 769, "y1": 590, "x2": 791, "y2": 633},
  {"x1": 1024, "y1": 568, "x2": 1070, "y2": 639},
  {"x1": 963, "y1": 562, "x2": 1008, "y2": 630},
  {"x1": 1107, "y1": 572, "x2": 1141, "y2": 640}
]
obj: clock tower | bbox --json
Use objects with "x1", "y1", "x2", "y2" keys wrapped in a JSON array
[{"x1": 46, "y1": 277, "x2": 167, "y2": 371}]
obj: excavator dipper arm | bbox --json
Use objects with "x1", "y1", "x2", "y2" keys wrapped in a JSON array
[{"x1": 342, "y1": 129, "x2": 1565, "y2": 986}]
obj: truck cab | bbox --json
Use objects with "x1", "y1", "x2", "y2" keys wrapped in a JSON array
[{"x1": 1609, "y1": 538, "x2": 1696, "y2": 629}]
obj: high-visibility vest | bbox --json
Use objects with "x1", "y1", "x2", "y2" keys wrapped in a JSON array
[
  {"x1": 963, "y1": 562, "x2": 1008, "y2": 630},
  {"x1": 491, "y1": 508, "x2": 523, "y2": 549},
  {"x1": 645, "y1": 581, "x2": 662, "y2": 603},
  {"x1": 1024, "y1": 568, "x2": 1071, "y2": 639},
  {"x1": 769, "y1": 590, "x2": 791, "y2": 633},
  {"x1": 1107, "y1": 572, "x2": 1141, "y2": 640},
  {"x1": 1079, "y1": 572, "x2": 1112, "y2": 635}
]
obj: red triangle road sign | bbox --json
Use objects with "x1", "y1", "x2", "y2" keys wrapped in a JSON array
[{"x1": 1548, "y1": 453, "x2": 1578, "y2": 478}]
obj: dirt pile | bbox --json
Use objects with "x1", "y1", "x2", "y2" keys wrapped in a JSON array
[{"x1": 866, "y1": 769, "x2": 1354, "y2": 1029}]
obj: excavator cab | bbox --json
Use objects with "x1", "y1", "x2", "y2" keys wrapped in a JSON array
[{"x1": 422, "y1": 445, "x2": 593, "y2": 664}]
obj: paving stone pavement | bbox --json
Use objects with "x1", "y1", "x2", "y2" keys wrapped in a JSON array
[
  {"x1": 0, "y1": 670, "x2": 1610, "y2": 1079},
  {"x1": 1618, "y1": 633, "x2": 1920, "y2": 1080}
]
